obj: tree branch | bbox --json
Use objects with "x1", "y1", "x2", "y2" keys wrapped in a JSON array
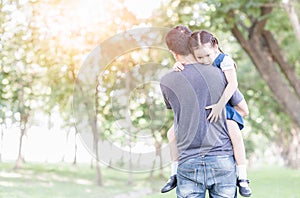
[
  {"x1": 231, "y1": 24, "x2": 249, "y2": 51},
  {"x1": 225, "y1": 10, "x2": 250, "y2": 51},
  {"x1": 247, "y1": 39, "x2": 300, "y2": 127},
  {"x1": 249, "y1": 5, "x2": 273, "y2": 39},
  {"x1": 262, "y1": 30, "x2": 300, "y2": 98}
]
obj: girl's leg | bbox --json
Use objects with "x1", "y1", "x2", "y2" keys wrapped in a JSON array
[
  {"x1": 226, "y1": 120, "x2": 247, "y2": 178},
  {"x1": 227, "y1": 119, "x2": 252, "y2": 197}
]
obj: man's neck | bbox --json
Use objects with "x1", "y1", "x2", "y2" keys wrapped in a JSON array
[{"x1": 176, "y1": 54, "x2": 197, "y2": 65}]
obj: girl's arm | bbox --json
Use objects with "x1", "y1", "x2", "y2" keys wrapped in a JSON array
[{"x1": 206, "y1": 68, "x2": 238, "y2": 122}]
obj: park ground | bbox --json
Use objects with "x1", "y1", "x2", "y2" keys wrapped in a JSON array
[{"x1": 0, "y1": 163, "x2": 300, "y2": 198}]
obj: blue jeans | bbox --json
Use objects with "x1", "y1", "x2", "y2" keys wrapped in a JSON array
[{"x1": 176, "y1": 155, "x2": 237, "y2": 198}]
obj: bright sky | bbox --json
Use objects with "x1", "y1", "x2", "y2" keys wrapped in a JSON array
[
  {"x1": 0, "y1": 0, "x2": 165, "y2": 163},
  {"x1": 123, "y1": 0, "x2": 162, "y2": 19},
  {"x1": 72, "y1": 0, "x2": 162, "y2": 22}
]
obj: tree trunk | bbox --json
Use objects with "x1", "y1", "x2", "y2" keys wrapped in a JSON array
[
  {"x1": 149, "y1": 130, "x2": 165, "y2": 180},
  {"x1": 15, "y1": 130, "x2": 25, "y2": 169},
  {"x1": 277, "y1": 125, "x2": 300, "y2": 168},
  {"x1": 0, "y1": 125, "x2": 4, "y2": 162},
  {"x1": 149, "y1": 156, "x2": 156, "y2": 181},
  {"x1": 230, "y1": 7, "x2": 300, "y2": 125},
  {"x1": 91, "y1": 114, "x2": 102, "y2": 186},
  {"x1": 91, "y1": 80, "x2": 102, "y2": 186},
  {"x1": 158, "y1": 141, "x2": 164, "y2": 178},
  {"x1": 93, "y1": 137, "x2": 102, "y2": 186},
  {"x1": 285, "y1": 126, "x2": 300, "y2": 168},
  {"x1": 125, "y1": 72, "x2": 133, "y2": 185},
  {"x1": 72, "y1": 129, "x2": 78, "y2": 165},
  {"x1": 95, "y1": 160, "x2": 102, "y2": 186},
  {"x1": 282, "y1": 0, "x2": 300, "y2": 44},
  {"x1": 229, "y1": 6, "x2": 300, "y2": 167},
  {"x1": 61, "y1": 127, "x2": 70, "y2": 163},
  {"x1": 77, "y1": 69, "x2": 103, "y2": 185}
]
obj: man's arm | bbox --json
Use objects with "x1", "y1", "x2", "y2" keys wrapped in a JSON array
[
  {"x1": 229, "y1": 89, "x2": 249, "y2": 117},
  {"x1": 160, "y1": 82, "x2": 172, "y2": 110}
]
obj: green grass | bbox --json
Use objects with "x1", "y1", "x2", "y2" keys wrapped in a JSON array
[
  {"x1": 0, "y1": 163, "x2": 299, "y2": 198},
  {"x1": 147, "y1": 167, "x2": 300, "y2": 198},
  {"x1": 248, "y1": 166, "x2": 300, "y2": 198}
]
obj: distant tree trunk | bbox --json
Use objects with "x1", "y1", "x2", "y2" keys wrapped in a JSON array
[
  {"x1": 278, "y1": 125, "x2": 300, "y2": 168},
  {"x1": 228, "y1": 6, "x2": 300, "y2": 167},
  {"x1": 157, "y1": 141, "x2": 164, "y2": 178},
  {"x1": 0, "y1": 124, "x2": 4, "y2": 162},
  {"x1": 15, "y1": 129, "x2": 25, "y2": 169},
  {"x1": 282, "y1": 0, "x2": 300, "y2": 43},
  {"x1": 286, "y1": 126, "x2": 300, "y2": 168},
  {"x1": 47, "y1": 112, "x2": 52, "y2": 131},
  {"x1": 125, "y1": 72, "x2": 133, "y2": 185},
  {"x1": 69, "y1": 65, "x2": 79, "y2": 165},
  {"x1": 72, "y1": 128, "x2": 78, "y2": 165},
  {"x1": 91, "y1": 81, "x2": 102, "y2": 186},
  {"x1": 91, "y1": 117, "x2": 102, "y2": 186},
  {"x1": 61, "y1": 128, "x2": 69, "y2": 163},
  {"x1": 149, "y1": 129, "x2": 164, "y2": 180},
  {"x1": 47, "y1": 113, "x2": 52, "y2": 163},
  {"x1": 90, "y1": 158, "x2": 94, "y2": 169},
  {"x1": 15, "y1": 113, "x2": 29, "y2": 169},
  {"x1": 95, "y1": 137, "x2": 103, "y2": 186},
  {"x1": 74, "y1": 68, "x2": 103, "y2": 185}
]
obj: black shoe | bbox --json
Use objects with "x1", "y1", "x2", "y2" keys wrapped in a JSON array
[
  {"x1": 237, "y1": 179, "x2": 252, "y2": 197},
  {"x1": 161, "y1": 175, "x2": 177, "y2": 193}
]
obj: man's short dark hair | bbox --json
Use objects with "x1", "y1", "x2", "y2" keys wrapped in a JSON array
[{"x1": 165, "y1": 25, "x2": 192, "y2": 56}]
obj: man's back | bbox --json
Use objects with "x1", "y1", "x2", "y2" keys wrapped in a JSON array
[{"x1": 160, "y1": 63, "x2": 233, "y2": 164}]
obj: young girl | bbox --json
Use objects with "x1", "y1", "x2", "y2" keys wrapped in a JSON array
[{"x1": 161, "y1": 30, "x2": 252, "y2": 197}]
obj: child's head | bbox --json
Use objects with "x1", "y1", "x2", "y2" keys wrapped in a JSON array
[{"x1": 189, "y1": 30, "x2": 221, "y2": 65}]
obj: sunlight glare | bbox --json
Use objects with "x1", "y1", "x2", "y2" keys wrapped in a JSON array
[
  {"x1": 76, "y1": 0, "x2": 111, "y2": 24},
  {"x1": 124, "y1": 0, "x2": 162, "y2": 19}
]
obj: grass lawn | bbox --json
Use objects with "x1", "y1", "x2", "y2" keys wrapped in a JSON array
[{"x1": 0, "y1": 163, "x2": 299, "y2": 198}]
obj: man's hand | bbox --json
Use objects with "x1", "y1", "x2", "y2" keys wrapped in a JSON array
[
  {"x1": 205, "y1": 103, "x2": 223, "y2": 122},
  {"x1": 173, "y1": 61, "x2": 184, "y2": 71}
]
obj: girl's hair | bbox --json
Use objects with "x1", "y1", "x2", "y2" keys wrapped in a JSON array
[
  {"x1": 189, "y1": 30, "x2": 224, "y2": 53},
  {"x1": 189, "y1": 30, "x2": 238, "y2": 68}
]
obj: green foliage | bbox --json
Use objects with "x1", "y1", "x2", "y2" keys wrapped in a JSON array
[
  {"x1": 95, "y1": 48, "x2": 174, "y2": 149},
  {"x1": 266, "y1": 4, "x2": 300, "y2": 74},
  {"x1": 1, "y1": 0, "x2": 299, "y2": 168},
  {"x1": 0, "y1": 1, "x2": 50, "y2": 128}
]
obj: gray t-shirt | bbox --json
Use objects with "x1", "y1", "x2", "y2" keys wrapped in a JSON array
[
  {"x1": 230, "y1": 89, "x2": 244, "y2": 106},
  {"x1": 160, "y1": 63, "x2": 233, "y2": 164}
]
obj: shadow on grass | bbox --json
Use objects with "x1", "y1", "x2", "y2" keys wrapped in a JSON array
[{"x1": 0, "y1": 162, "x2": 169, "y2": 198}]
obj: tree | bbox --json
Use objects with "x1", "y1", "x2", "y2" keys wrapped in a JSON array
[
  {"x1": 0, "y1": 0, "x2": 53, "y2": 169},
  {"x1": 214, "y1": 0, "x2": 300, "y2": 168},
  {"x1": 157, "y1": 0, "x2": 300, "y2": 167}
]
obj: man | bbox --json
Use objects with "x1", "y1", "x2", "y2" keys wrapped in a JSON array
[{"x1": 160, "y1": 26, "x2": 237, "y2": 197}]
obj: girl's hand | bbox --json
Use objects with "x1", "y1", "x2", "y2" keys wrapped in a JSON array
[
  {"x1": 205, "y1": 103, "x2": 223, "y2": 122},
  {"x1": 173, "y1": 61, "x2": 184, "y2": 71}
]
